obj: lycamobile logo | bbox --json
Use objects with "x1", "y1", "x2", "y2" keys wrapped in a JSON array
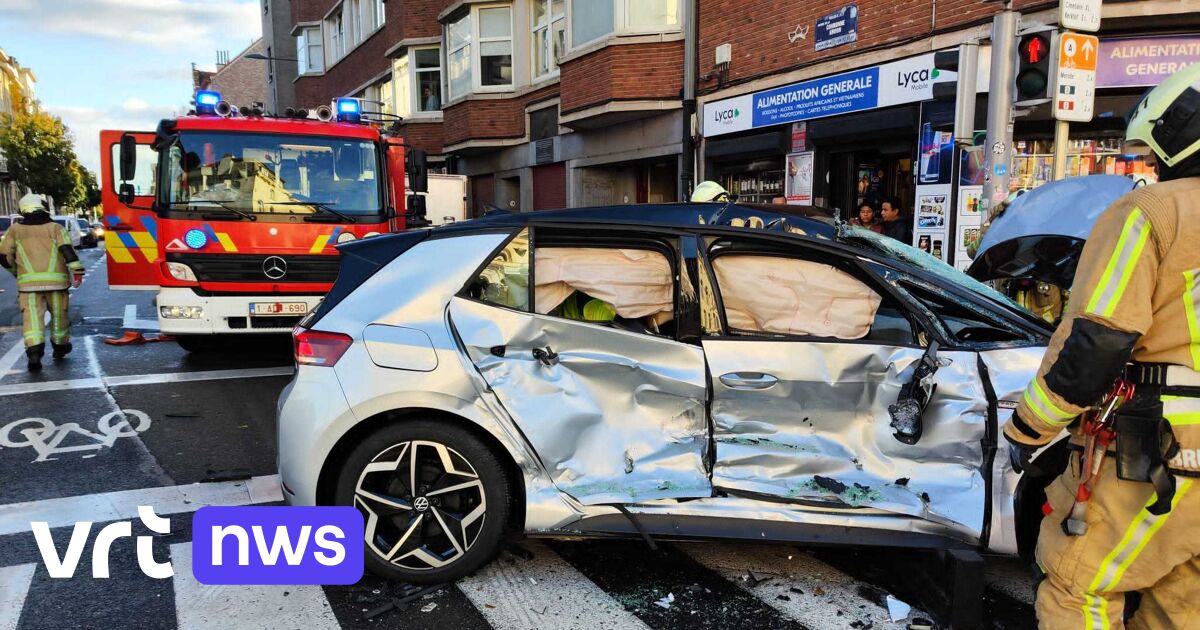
[
  {"x1": 713, "y1": 107, "x2": 740, "y2": 123},
  {"x1": 898, "y1": 68, "x2": 940, "y2": 88}
]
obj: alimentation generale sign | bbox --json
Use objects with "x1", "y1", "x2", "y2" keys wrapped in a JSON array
[{"x1": 703, "y1": 53, "x2": 956, "y2": 138}]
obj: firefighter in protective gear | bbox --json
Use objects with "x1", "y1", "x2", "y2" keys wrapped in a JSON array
[
  {"x1": 690, "y1": 180, "x2": 730, "y2": 203},
  {"x1": 0, "y1": 194, "x2": 84, "y2": 371},
  {"x1": 1004, "y1": 64, "x2": 1200, "y2": 628}
]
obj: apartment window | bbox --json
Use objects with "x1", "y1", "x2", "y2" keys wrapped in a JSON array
[
  {"x1": 477, "y1": 6, "x2": 513, "y2": 89},
  {"x1": 447, "y1": 14, "x2": 472, "y2": 100},
  {"x1": 297, "y1": 27, "x2": 324, "y2": 74},
  {"x1": 347, "y1": 0, "x2": 362, "y2": 46},
  {"x1": 532, "y1": 0, "x2": 565, "y2": 79},
  {"x1": 378, "y1": 76, "x2": 394, "y2": 115},
  {"x1": 393, "y1": 47, "x2": 443, "y2": 117},
  {"x1": 569, "y1": 0, "x2": 679, "y2": 48},
  {"x1": 266, "y1": 46, "x2": 274, "y2": 83},
  {"x1": 325, "y1": 10, "x2": 346, "y2": 64}
]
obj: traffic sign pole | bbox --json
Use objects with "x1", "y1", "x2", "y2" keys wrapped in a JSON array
[
  {"x1": 1052, "y1": 31, "x2": 1099, "y2": 180},
  {"x1": 983, "y1": 7, "x2": 1019, "y2": 213}
]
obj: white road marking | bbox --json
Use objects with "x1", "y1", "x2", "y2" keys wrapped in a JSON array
[
  {"x1": 0, "y1": 366, "x2": 294, "y2": 398},
  {"x1": 0, "y1": 338, "x2": 27, "y2": 379},
  {"x1": 457, "y1": 540, "x2": 650, "y2": 630},
  {"x1": 0, "y1": 474, "x2": 282, "y2": 537},
  {"x1": 678, "y1": 543, "x2": 924, "y2": 629},
  {"x1": 122, "y1": 304, "x2": 159, "y2": 332},
  {"x1": 0, "y1": 563, "x2": 36, "y2": 630},
  {"x1": 171, "y1": 543, "x2": 340, "y2": 630},
  {"x1": 0, "y1": 410, "x2": 152, "y2": 463}
]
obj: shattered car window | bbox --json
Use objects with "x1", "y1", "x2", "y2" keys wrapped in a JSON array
[
  {"x1": 843, "y1": 225, "x2": 1022, "y2": 311},
  {"x1": 712, "y1": 254, "x2": 882, "y2": 339},
  {"x1": 469, "y1": 229, "x2": 530, "y2": 310},
  {"x1": 535, "y1": 246, "x2": 676, "y2": 336}
]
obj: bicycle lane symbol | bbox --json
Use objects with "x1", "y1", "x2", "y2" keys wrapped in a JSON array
[{"x1": 0, "y1": 410, "x2": 152, "y2": 463}]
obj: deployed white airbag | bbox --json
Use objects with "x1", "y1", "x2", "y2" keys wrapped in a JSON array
[
  {"x1": 535, "y1": 247, "x2": 673, "y2": 319},
  {"x1": 712, "y1": 255, "x2": 882, "y2": 339}
]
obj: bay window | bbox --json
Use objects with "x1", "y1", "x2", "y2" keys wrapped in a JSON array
[
  {"x1": 532, "y1": 0, "x2": 565, "y2": 79},
  {"x1": 324, "y1": 10, "x2": 345, "y2": 65},
  {"x1": 392, "y1": 47, "x2": 443, "y2": 117},
  {"x1": 445, "y1": 5, "x2": 513, "y2": 101},
  {"x1": 296, "y1": 26, "x2": 323, "y2": 74},
  {"x1": 569, "y1": 0, "x2": 680, "y2": 48}
]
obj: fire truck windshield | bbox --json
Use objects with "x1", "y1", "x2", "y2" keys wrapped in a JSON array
[{"x1": 163, "y1": 132, "x2": 383, "y2": 217}]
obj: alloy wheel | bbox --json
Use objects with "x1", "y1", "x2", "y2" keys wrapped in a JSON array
[{"x1": 354, "y1": 440, "x2": 487, "y2": 570}]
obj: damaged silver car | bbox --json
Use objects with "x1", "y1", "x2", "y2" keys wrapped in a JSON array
[{"x1": 277, "y1": 202, "x2": 1058, "y2": 583}]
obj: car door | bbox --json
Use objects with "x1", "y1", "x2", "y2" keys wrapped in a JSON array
[
  {"x1": 100, "y1": 130, "x2": 159, "y2": 289},
  {"x1": 698, "y1": 232, "x2": 992, "y2": 539},
  {"x1": 448, "y1": 227, "x2": 712, "y2": 506}
]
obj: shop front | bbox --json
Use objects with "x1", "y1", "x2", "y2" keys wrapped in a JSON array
[{"x1": 700, "y1": 53, "x2": 955, "y2": 236}]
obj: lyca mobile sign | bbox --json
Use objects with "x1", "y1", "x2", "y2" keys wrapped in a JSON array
[{"x1": 703, "y1": 53, "x2": 955, "y2": 137}]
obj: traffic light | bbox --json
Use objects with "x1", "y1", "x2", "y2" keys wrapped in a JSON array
[{"x1": 1013, "y1": 26, "x2": 1058, "y2": 106}]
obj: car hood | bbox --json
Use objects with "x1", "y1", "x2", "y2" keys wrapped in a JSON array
[{"x1": 968, "y1": 175, "x2": 1136, "y2": 285}]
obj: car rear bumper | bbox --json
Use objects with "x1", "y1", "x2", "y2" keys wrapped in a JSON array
[
  {"x1": 277, "y1": 364, "x2": 357, "y2": 506},
  {"x1": 157, "y1": 287, "x2": 322, "y2": 335}
]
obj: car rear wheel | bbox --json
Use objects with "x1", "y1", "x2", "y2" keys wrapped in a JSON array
[{"x1": 335, "y1": 420, "x2": 511, "y2": 584}]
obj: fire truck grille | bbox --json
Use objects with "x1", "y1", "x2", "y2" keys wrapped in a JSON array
[{"x1": 168, "y1": 253, "x2": 341, "y2": 283}]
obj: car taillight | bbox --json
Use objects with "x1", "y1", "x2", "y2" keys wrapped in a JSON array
[{"x1": 293, "y1": 328, "x2": 353, "y2": 366}]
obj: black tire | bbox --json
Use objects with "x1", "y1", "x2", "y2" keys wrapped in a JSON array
[{"x1": 335, "y1": 419, "x2": 512, "y2": 584}]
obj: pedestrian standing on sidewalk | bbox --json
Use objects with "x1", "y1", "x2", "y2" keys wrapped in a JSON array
[
  {"x1": 0, "y1": 194, "x2": 84, "y2": 371},
  {"x1": 1004, "y1": 64, "x2": 1200, "y2": 628}
]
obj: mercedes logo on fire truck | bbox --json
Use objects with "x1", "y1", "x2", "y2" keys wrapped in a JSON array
[{"x1": 262, "y1": 256, "x2": 288, "y2": 280}]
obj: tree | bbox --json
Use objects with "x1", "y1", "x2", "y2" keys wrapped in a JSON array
[{"x1": 0, "y1": 109, "x2": 85, "y2": 210}]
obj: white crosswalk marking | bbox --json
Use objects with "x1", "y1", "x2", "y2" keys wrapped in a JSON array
[
  {"x1": 171, "y1": 543, "x2": 340, "y2": 630},
  {"x1": 457, "y1": 541, "x2": 650, "y2": 630},
  {"x1": 0, "y1": 563, "x2": 36, "y2": 630},
  {"x1": 678, "y1": 543, "x2": 922, "y2": 629}
]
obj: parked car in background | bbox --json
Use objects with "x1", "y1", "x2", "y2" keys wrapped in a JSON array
[
  {"x1": 50, "y1": 216, "x2": 83, "y2": 248},
  {"x1": 90, "y1": 222, "x2": 105, "y2": 242},
  {"x1": 76, "y1": 218, "x2": 97, "y2": 248},
  {"x1": 278, "y1": 202, "x2": 1063, "y2": 584}
]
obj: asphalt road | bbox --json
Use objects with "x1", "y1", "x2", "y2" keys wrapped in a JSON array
[{"x1": 0, "y1": 243, "x2": 1039, "y2": 630}]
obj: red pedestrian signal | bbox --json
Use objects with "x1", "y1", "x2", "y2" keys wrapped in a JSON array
[{"x1": 1013, "y1": 30, "x2": 1057, "y2": 106}]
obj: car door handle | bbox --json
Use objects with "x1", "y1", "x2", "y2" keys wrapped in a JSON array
[{"x1": 719, "y1": 372, "x2": 778, "y2": 390}]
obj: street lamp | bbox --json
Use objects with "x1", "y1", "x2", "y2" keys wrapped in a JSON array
[{"x1": 245, "y1": 52, "x2": 299, "y2": 62}]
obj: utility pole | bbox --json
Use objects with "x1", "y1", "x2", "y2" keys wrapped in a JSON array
[
  {"x1": 982, "y1": 5, "x2": 1019, "y2": 215},
  {"x1": 680, "y1": 0, "x2": 698, "y2": 202}
]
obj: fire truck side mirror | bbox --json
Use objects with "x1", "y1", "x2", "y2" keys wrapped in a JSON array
[
  {"x1": 119, "y1": 134, "x2": 137, "y2": 183},
  {"x1": 406, "y1": 148, "x2": 429, "y2": 194},
  {"x1": 407, "y1": 194, "x2": 429, "y2": 227}
]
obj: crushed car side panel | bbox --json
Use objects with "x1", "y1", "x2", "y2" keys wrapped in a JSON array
[
  {"x1": 704, "y1": 340, "x2": 989, "y2": 540},
  {"x1": 449, "y1": 296, "x2": 712, "y2": 506}
]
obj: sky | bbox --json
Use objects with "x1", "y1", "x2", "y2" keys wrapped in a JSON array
[{"x1": 0, "y1": 0, "x2": 263, "y2": 175}]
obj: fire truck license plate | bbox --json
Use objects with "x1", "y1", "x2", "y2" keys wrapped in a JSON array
[{"x1": 250, "y1": 302, "x2": 308, "y2": 316}]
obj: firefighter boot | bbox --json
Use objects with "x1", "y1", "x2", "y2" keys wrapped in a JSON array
[
  {"x1": 26, "y1": 345, "x2": 43, "y2": 372},
  {"x1": 52, "y1": 342, "x2": 72, "y2": 360}
]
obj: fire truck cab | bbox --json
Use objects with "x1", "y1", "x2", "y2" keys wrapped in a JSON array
[{"x1": 100, "y1": 92, "x2": 427, "y2": 351}]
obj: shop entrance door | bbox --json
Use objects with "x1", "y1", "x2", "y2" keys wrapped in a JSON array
[{"x1": 827, "y1": 147, "x2": 913, "y2": 223}]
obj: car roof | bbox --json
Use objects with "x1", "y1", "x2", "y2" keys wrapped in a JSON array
[{"x1": 433, "y1": 202, "x2": 840, "y2": 239}]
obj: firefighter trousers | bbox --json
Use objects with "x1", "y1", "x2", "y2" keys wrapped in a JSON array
[
  {"x1": 18, "y1": 290, "x2": 69, "y2": 348},
  {"x1": 1036, "y1": 452, "x2": 1199, "y2": 629}
]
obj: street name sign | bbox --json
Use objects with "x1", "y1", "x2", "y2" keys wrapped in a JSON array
[
  {"x1": 1060, "y1": 0, "x2": 1101, "y2": 33},
  {"x1": 1055, "y1": 32, "x2": 1099, "y2": 122}
]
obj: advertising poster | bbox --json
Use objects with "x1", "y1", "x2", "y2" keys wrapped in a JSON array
[
  {"x1": 786, "y1": 151, "x2": 815, "y2": 204},
  {"x1": 791, "y1": 122, "x2": 808, "y2": 152},
  {"x1": 856, "y1": 163, "x2": 883, "y2": 208},
  {"x1": 917, "y1": 192, "x2": 948, "y2": 229}
]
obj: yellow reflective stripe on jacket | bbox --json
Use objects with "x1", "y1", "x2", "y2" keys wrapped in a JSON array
[
  {"x1": 1080, "y1": 479, "x2": 1194, "y2": 630},
  {"x1": 1162, "y1": 395, "x2": 1200, "y2": 425},
  {"x1": 1185, "y1": 270, "x2": 1200, "y2": 371},
  {"x1": 1023, "y1": 379, "x2": 1075, "y2": 426},
  {"x1": 1086, "y1": 209, "x2": 1151, "y2": 318}
]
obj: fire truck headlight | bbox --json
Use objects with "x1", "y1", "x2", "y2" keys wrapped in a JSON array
[
  {"x1": 335, "y1": 232, "x2": 357, "y2": 244},
  {"x1": 160, "y1": 306, "x2": 204, "y2": 320},
  {"x1": 184, "y1": 229, "x2": 208, "y2": 249},
  {"x1": 166, "y1": 262, "x2": 198, "y2": 282}
]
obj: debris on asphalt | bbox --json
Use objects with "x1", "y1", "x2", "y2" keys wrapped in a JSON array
[
  {"x1": 789, "y1": 587, "x2": 804, "y2": 595},
  {"x1": 907, "y1": 619, "x2": 934, "y2": 630},
  {"x1": 813, "y1": 586, "x2": 826, "y2": 596},
  {"x1": 654, "y1": 593, "x2": 674, "y2": 609},
  {"x1": 507, "y1": 543, "x2": 534, "y2": 561},
  {"x1": 420, "y1": 602, "x2": 438, "y2": 613},
  {"x1": 742, "y1": 570, "x2": 770, "y2": 587},
  {"x1": 886, "y1": 595, "x2": 912, "y2": 621},
  {"x1": 775, "y1": 594, "x2": 790, "y2": 602}
]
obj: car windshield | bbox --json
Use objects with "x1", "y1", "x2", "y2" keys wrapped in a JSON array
[
  {"x1": 164, "y1": 131, "x2": 383, "y2": 215},
  {"x1": 843, "y1": 224, "x2": 1023, "y2": 312}
]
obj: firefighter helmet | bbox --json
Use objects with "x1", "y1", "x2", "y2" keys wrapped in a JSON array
[
  {"x1": 690, "y1": 181, "x2": 730, "y2": 203},
  {"x1": 1126, "y1": 63, "x2": 1200, "y2": 168},
  {"x1": 17, "y1": 193, "x2": 49, "y2": 215}
]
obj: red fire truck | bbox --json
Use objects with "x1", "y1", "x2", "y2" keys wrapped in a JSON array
[{"x1": 100, "y1": 92, "x2": 427, "y2": 351}]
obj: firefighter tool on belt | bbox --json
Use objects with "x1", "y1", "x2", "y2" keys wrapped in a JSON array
[
  {"x1": 1003, "y1": 63, "x2": 1200, "y2": 629},
  {"x1": 0, "y1": 194, "x2": 84, "y2": 371}
]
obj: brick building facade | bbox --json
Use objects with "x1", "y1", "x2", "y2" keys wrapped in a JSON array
[
  {"x1": 277, "y1": 0, "x2": 1200, "y2": 220},
  {"x1": 194, "y1": 39, "x2": 270, "y2": 109}
]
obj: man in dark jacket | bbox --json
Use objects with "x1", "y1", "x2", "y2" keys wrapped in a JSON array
[{"x1": 880, "y1": 198, "x2": 911, "y2": 244}]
